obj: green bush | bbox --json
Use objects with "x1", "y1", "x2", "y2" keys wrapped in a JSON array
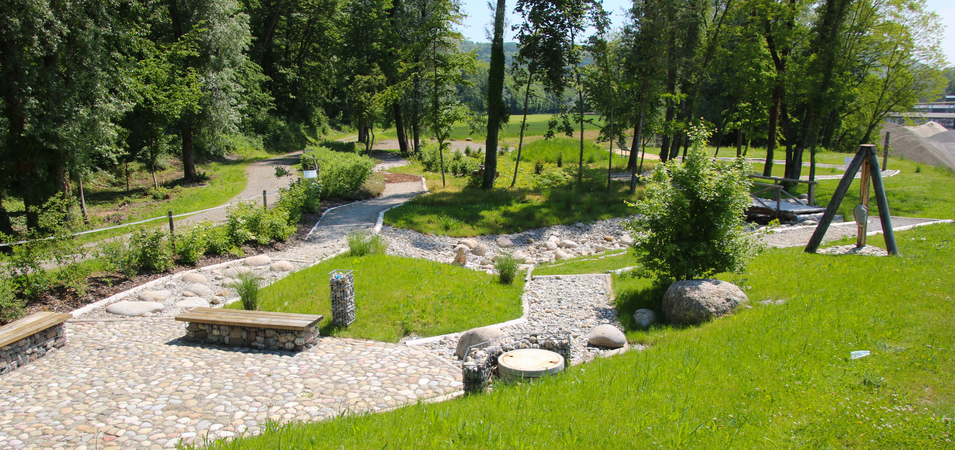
[
  {"x1": 495, "y1": 252, "x2": 519, "y2": 284},
  {"x1": 196, "y1": 222, "x2": 232, "y2": 256},
  {"x1": 233, "y1": 271, "x2": 261, "y2": 311},
  {"x1": 98, "y1": 239, "x2": 137, "y2": 278},
  {"x1": 448, "y1": 151, "x2": 481, "y2": 176},
  {"x1": 347, "y1": 232, "x2": 388, "y2": 257},
  {"x1": 226, "y1": 202, "x2": 296, "y2": 246},
  {"x1": 418, "y1": 142, "x2": 443, "y2": 173},
  {"x1": 0, "y1": 278, "x2": 25, "y2": 325},
  {"x1": 626, "y1": 122, "x2": 757, "y2": 282},
  {"x1": 302, "y1": 146, "x2": 376, "y2": 199},
  {"x1": 277, "y1": 180, "x2": 322, "y2": 224},
  {"x1": 131, "y1": 227, "x2": 174, "y2": 273},
  {"x1": 175, "y1": 226, "x2": 207, "y2": 265}
]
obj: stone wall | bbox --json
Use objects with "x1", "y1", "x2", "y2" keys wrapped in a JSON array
[
  {"x1": 183, "y1": 322, "x2": 319, "y2": 351},
  {"x1": 0, "y1": 323, "x2": 68, "y2": 376},
  {"x1": 462, "y1": 332, "x2": 571, "y2": 394}
]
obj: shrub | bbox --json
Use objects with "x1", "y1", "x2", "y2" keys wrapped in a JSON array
[
  {"x1": 198, "y1": 222, "x2": 232, "y2": 255},
  {"x1": 495, "y1": 252, "x2": 519, "y2": 284},
  {"x1": 131, "y1": 227, "x2": 174, "y2": 273},
  {"x1": 448, "y1": 151, "x2": 481, "y2": 176},
  {"x1": 626, "y1": 121, "x2": 757, "y2": 283},
  {"x1": 534, "y1": 159, "x2": 545, "y2": 174},
  {"x1": 146, "y1": 186, "x2": 171, "y2": 200},
  {"x1": 277, "y1": 180, "x2": 322, "y2": 224},
  {"x1": 0, "y1": 278, "x2": 25, "y2": 325},
  {"x1": 303, "y1": 147, "x2": 376, "y2": 199},
  {"x1": 347, "y1": 232, "x2": 388, "y2": 257},
  {"x1": 419, "y1": 142, "x2": 443, "y2": 172},
  {"x1": 226, "y1": 202, "x2": 296, "y2": 246},
  {"x1": 98, "y1": 239, "x2": 137, "y2": 278},
  {"x1": 233, "y1": 271, "x2": 261, "y2": 311},
  {"x1": 175, "y1": 226, "x2": 207, "y2": 265}
]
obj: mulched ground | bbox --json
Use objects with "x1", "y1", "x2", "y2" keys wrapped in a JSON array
[
  {"x1": 18, "y1": 198, "x2": 356, "y2": 320},
  {"x1": 383, "y1": 172, "x2": 422, "y2": 183}
]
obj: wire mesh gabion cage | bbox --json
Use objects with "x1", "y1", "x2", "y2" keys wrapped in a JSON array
[{"x1": 328, "y1": 269, "x2": 355, "y2": 327}]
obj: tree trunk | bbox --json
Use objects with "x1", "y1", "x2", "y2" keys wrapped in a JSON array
[
  {"x1": 78, "y1": 174, "x2": 88, "y2": 221},
  {"x1": 393, "y1": 101, "x2": 409, "y2": 155},
  {"x1": 606, "y1": 95, "x2": 614, "y2": 195},
  {"x1": 482, "y1": 0, "x2": 507, "y2": 191},
  {"x1": 736, "y1": 128, "x2": 743, "y2": 158},
  {"x1": 630, "y1": 107, "x2": 645, "y2": 194},
  {"x1": 511, "y1": 80, "x2": 532, "y2": 188},
  {"x1": 765, "y1": 83, "x2": 782, "y2": 177},
  {"x1": 576, "y1": 70, "x2": 585, "y2": 187},
  {"x1": 182, "y1": 117, "x2": 196, "y2": 180}
]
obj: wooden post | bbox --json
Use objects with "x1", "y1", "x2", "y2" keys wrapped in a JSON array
[
  {"x1": 805, "y1": 145, "x2": 868, "y2": 253},
  {"x1": 856, "y1": 154, "x2": 871, "y2": 248},
  {"x1": 168, "y1": 210, "x2": 176, "y2": 251},
  {"x1": 263, "y1": 190, "x2": 267, "y2": 208}
]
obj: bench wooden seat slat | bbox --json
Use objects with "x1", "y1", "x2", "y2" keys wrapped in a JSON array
[
  {"x1": 175, "y1": 307, "x2": 322, "y2": 331},
  {"x1": 0, "y1": 312, "x2": 72, "y2": 348}
]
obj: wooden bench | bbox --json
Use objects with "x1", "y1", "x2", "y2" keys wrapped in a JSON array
[
  {"x1": 1, "y1": 312, "x2": 72, "y2": 376},
  {"x1": 175, "y1": 307, "x2": 323, "y2": 351},
  {"x1": 747, "y1": 174, "x2": 825, "y2": 221}
]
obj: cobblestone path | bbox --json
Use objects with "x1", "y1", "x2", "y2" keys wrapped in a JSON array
[{"x1": 0, "y1": 319, "x2": 460, "y2": 449}]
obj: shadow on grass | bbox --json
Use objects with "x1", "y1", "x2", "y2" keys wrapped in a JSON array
[{"x1": 613, "y1": 276, "x2": 667, "y2": 332}]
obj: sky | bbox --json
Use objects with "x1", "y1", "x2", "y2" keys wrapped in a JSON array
[{"x1": 457, "y1": 0, "x2": 955, "y2": 66}]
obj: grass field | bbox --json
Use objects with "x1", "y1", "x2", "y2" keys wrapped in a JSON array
[
  {"x1": 229, "y1": 254, "x2": 524, "y2": 342},
  {"x1": 198, "y1": 222, "x2": 955, "y2": 449},
  {"x1": 376, "y1": 114, "x2": 607, "y2": 143}
]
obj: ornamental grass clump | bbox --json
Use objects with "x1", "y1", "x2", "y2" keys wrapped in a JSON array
[
  {"x1": 495, "y1": 252, "x2": 519, "y2": 284},
  {"x1": 347, "y1": 232, "x2": 388, "y2": 257},
  {"x1": 234, "y1": 271, "x2": 261, "y2": 311},
  {"x1": 627, "y1": 121, "x2": 758, "y2": 283}
]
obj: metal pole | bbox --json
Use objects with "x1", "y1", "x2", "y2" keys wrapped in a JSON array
[
  {"x1": 882, "y1": 132, "x2": 891, "y2": 170},
  {"x1": 263, "y1": 190, "x2": 267, "y2": 208}
]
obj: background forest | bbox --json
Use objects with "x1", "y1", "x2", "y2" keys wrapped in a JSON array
[{"x1": 0, "y1": 0, "x2": 950, "y2": 237}]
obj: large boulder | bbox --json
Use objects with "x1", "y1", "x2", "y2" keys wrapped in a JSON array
[
  {"x1": 455, "y1": 326, "x2": 505, "y2": 360},
  {"x1": 471, "y1": 244, "x2": 489, "y2": 256},
  {"x1": 663, "y1": 279, "x2": 749, "y2": 326},
  {"x1": 588, "y1": 324, "x2": 626, "y2": 348},
  {"x1": 496, "y1": 236, "x2": 514, "y2": 248}
]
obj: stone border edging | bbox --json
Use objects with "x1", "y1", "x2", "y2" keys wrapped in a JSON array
[
  {"x1": 865, "y1": 218, "x2": 953, "y2": 236},
  {"x1": 306, "y1": 200, "x2": 365, "y2": 239}
]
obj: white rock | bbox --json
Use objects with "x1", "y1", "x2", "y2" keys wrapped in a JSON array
[
  {"x1": 176, "y1": 298, "x2": 210, "y2": 309},
  {"x1": 107, "y1": 301, "x2": 164, "y2": 317},
  {"x1": 453, "y1": 244, "x2": 469, "y2": 255},
  {"x1": 496, "y1": 236, "x2": 514, "y2": 248},
  {"x1": 182, "y1": 291, "x2": 197, "y2": 298},
  {"x1": 456, "y1": 326, "x2": 505, "y2": 359},
  {"x1": 595, "y1": 245, "x2": 607, "y2": 253},
  {"x1": 559, "y1": 239, "x2": 579, "y2": 248},
  {"x1": 555, "y1": 250, "x2": 569, "y2": 260},
  {"x1": 244, "y1": 255, "x2": 272, "y2": 266},
  {"x1": 545, "y1": 241, "x2": 559, "y2": 251},
  {"x1": 632, "y1": 309, "x2": 657, "y2": 330},
  {"x1": 512, "y1": 250, "x2": 526, "y2": 263},
  {"x1": 138, "y1": 290, "x2": 171, "y2": 302},
  {"x1": 223, "y1": 267, "x2": 253, "y2": 278},
  {"x1": 270, "y1": 261, "x2": 294, "y2": 272},
  {"x1": 588, "y1": 324, "x2": 626, "y2": 348},
  {"x1": 184, "y1": 284, "x2": 215, "y2": 298},
  {"x1": 182, "y1": 273, "x2": 208, "y2": 284},
  {"x1": 620, "y1": 235, "x2": 635, "y2": 245},
  {"x1": 472, "y1": 244, "x2": 489, "y2": 256},
  {"x1": 458, "y1": 239, "x2": 478, "y2": 249}
]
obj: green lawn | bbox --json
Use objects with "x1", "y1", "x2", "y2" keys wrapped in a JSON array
[
  {"x1": 532, "y1": 249, "x2": 641, "y2": 276},
  {"x1": 384, "y1": 138, "x2": 648, "y2": 237},
  {"x1": 376, "y1": 113, "x2": 607, "y2": 143},
  {"x1": 197, "y1": 222, "x2": 955, "y2": 449},
  {"x1": 230, "y1": 254, "x2": 524, "y2": 342}
]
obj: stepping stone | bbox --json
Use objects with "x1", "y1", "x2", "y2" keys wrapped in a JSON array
[
  {"x1": 244, "y1": 255, "x2": 272, "y2": 266},
  {"x1": 107, "y1": 301, "x2": 164, "y2": 317},
  {"x1": 182, "y1": 273, "x2": 208, "y2": 283},
  {"x1": 271, "y1": 260, "x2": 293, "y2": 272},
  {"x1": 176, "y1": 298, "x2": 210, "y2": 309},
  {"x1": 588, "y1": 324, "x2": 626, "y2": 349},
  {"x1": 184, "y1": 284, "x2": 215, "y2": 298},
  {"x1": 138, "y1": 290, "x2": 171, "y2": 302}
]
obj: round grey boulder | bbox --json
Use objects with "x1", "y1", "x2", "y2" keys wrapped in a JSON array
[
  {"x1": 244, "y1": 255, "x2": 272, "y2": 266},
  {"x1": 559, "y1": 239, "x2": 579, "y2": 248},
  {"x1": 663, "y1": 279, "x2": 749, "y2": 326},
  {"x1": 223, "y1": 267, "x2": 253, "y2": 278},
  {"x1": 588, "y1": 324, "x2": 626, "y2": 348},
  {"x1": 184, "y1": 284, "x2": 215, "y2": 298},
  {"x1": 554, "y1": 249, "x2": 569, "y2": 260},
  {"x1": 455, "y1": 326, "x2": 505, "y2": 360},
  {"x1": 471, "y1": 244, "x2": 489, "y2": 256},
  {"x1": 181, "y1": 273, "x2": 208, "y2": 284},
  {"x1": 138, "y1": 290, "x2": 171, "y2": 302},
  {"x1": 107, "y1": 301, "x2": 165, "y2": 317},
  {"x1": 632, "y1": 309, "x2": 657, "y2": 330},
  {"x1": 496, "y1": 236, "x2": 514, "y2": 248},
  {"x1": 458, "y1": 239, "x2": 478, "y2": 249}
]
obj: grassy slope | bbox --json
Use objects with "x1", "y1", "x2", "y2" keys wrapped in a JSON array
[
  {"x1": 376, "y1": 114, "x2": 606, "y2": 143},
  {"x1": 201, "y1": 223, "x2": 955, "y2": 449},
  {"x1": 232, "y1": 254, "x2": 524, "y2": 342}
]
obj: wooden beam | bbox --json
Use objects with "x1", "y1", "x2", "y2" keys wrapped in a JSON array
[
  {"x1": 867, "y1": 150, "x2": 899, "y2": 255},
  {"x1": 805, "y1": 145, "x2": 869, "y2": 253}
]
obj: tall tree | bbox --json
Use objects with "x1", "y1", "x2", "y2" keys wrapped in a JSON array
[{"x1": 482, "y1": 0, "x2": 508, "y2": 190}]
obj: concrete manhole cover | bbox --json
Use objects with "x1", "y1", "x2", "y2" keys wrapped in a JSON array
[{"x1": 498, "y1": 348, "x2": 564, "y2": 382}]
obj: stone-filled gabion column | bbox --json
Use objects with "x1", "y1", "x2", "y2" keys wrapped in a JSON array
[{"x1": 329, "y1": 269, "x2": 356, "y2": 327}]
